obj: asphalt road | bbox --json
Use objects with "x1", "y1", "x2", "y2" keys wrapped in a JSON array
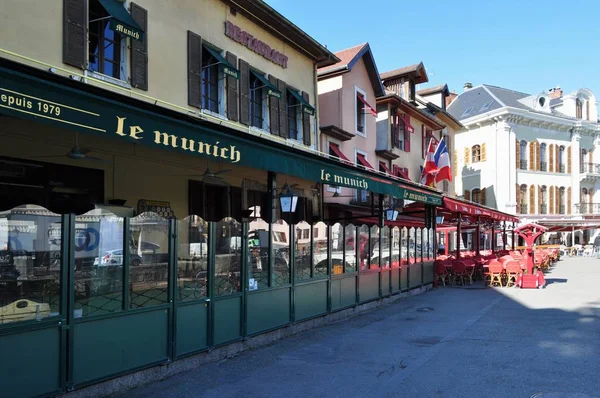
[{"x1": 118, "y1": 257, "x2": 600, "y2": 398}]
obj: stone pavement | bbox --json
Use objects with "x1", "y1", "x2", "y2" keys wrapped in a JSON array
[{"x1": 118, "y1": 257, "x2": 600, "y2": 398}]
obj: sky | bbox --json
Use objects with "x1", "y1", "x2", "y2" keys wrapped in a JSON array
[{"x1": 266, "y1": 0, "x2": 600, "y2": 96}]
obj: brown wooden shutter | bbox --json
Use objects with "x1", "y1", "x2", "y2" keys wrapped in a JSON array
[
  {"x1": 515, "y1": 139, "x2": 520, "y2": 170},
  {"x1": 549, "y1": 144, "x2": 555, "y2": 172},
  {"x1": 187, "y1": 31, "x2": 202, "y2": 108},
  {"x1": 529, "y1": 142, "x2": 535, "y2": 170},
  {"x1": 549, "y1": 186, "x2": 555, "y2": 214},
  {"x1": 516, "y1": 184, "x2": 520, "y2": 206},
  {"x1": 453, "y1": 150, "x2": 458, "y2": 178},
  {"x1": 464, "y1": 147, "x2": 470, "y2": 164},
  {"x1": 421, "y1": 125, "x2": 426, "y2": 159},
  {"x1": 555, "y1": 187, "x2": 560, "y2": 213},
  {"x1": 555, "y1": 145, "x2": 559, "y2": 172},
  {"x1": 481, "y1": 187, "x2": 486, "y2": 205},
  {"x1": 277, "y1": 80, "x2": 288, "y2": 139},
  {"x1": 63, "y1": 0, "x2": 86, "y2": 68},
  {"x1": 464, "y1": 190, "x2": 471, "y2": 201},
  {"x1": 567, "y1": 146, "x2": 572, "y2": 173},
  {"x1": 481, "y1": 143, "x2": 487, "y2": 161},
  {"x1": 302, "y1": 91, "x2": 311, "y2": 146},
  {"x1": 538, "y1": 186, "x2": 542, "y2": 213},
  {"x1": 226, "y1": 52, "x2": 239, "y2": 122},
  {"x1": 239, "y1": 59, "x2": 250, "y2": 125},
  {"x1": 567, "y1": 187, "x2": 572, "y2": 214},
  {"x1": 529, "y1": 185, "x2": 535, "y2": 214},
  {"x1": 130, "y1": 3, "x2": 148, "y2": 90},
  {"x1": 268, "y1": 76, "x2": 279, "y2": 135},
  {"x1": 535, "y1": 141, "x2": 541, "y2": 171}
]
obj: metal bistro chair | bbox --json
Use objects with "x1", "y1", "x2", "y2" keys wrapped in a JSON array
[
  {"x1": 451, "y1": 261, "x2": 467, "y2": 286},
  {"x1": 505, "y1": 261, "x2": 522, "y2": 288},
  {"x1": 435, "y1": 260, "x2": 451, "y2": 287},
  {"x1": 486, "y1": 260, "x2": 504, "y2": 287}
]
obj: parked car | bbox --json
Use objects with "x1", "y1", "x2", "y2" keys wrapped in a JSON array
[{"x1": 94, "y1": 249, "x2": 143, "y2": 267}]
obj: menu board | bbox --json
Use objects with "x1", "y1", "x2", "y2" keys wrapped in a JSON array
[{"x1": 137, "y1": 199, "x2": 175, "y2": 219}]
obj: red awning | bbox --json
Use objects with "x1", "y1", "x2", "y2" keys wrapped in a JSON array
[
  {"x1": 443, "y1": 197, "x2": 518, "y2": 222},
  {"x1": 393, "y1": 165, "x2": 410, "y2": 180},
  {"x1": 379, "y1": 161, "x2": 393, "y2": 175},
  {"x1": 329, "y1": 142, "x2": 351, "y2": 163},
  {"x1": 402, "y1": 113, "x2": 415, "y2": 134},
  {"x1": 356, "y1": 153, "x2": 374, "y2": 170},
  {"x1": 358, "y1": 95, "x2": 377, "y2": 116}
]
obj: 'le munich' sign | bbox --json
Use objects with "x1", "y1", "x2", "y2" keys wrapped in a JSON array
[{"x1": 224, "y1": 21, "x2": 289, "y2": 68}]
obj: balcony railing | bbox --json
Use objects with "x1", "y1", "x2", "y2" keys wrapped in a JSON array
[
  {"x1": 519, "y1": 204, "x2": 528, "y2": 214},
  {"x1": 575, "y1": 203, "x2": 600, "y2": 214},
  {"x1": 580, "y1": 163, "x2": 600, "y2": 174},
  {"x1": 540, "y1": 204, "x2": 547, "y2": 214},
  {"x1": 540, "y1": 162, "x2": 547, "y2": 172},
  {"x1": 519, "y1": 160, "x2": 527, "y2": 170}
]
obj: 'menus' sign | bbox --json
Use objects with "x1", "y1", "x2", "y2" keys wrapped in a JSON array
[{"x1": 224, "y1": 21, "x2": 289, "y2": 68}]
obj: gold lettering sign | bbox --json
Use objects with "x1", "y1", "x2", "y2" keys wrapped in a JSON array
[{"x1": 319, "y1": 169, "x2": 369, "y2": 190}]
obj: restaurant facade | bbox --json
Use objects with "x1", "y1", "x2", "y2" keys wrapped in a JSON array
[{"x1": 0, "y1": 1, "x2": 450, "y2": 397}]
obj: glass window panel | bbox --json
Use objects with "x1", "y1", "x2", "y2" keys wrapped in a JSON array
[
  {"x1": 381, "y1": 227, "x2": 391, "y2": 269},
  {"x1": 370, "y1": 225, "x2": 380, "y2": 269},
  {"x1": 401, "y1": 227, "x2": 408, "y2": 264},
  {"x1": 313, "y1": 222, "x2": 328, "y2": 277},
  {"x1": 177, "y1": 216, "x2": 208, "y2": 301},
  {"x1": 294, "y1": 222, "x2": 311, "y2": 281},
  {"x1": 272, "y1": 220, "x2": 290, "y2": 287},
  {"x1": 344, "y1": 224, "x2": 357, "y2": 273},
  {"x1": 391, "y1": 227, "x2": 400, "y2": 268},
  {"x1": 330, "y1": 223, "x2": 343, "y2": 275},
  {"x1": 215, "y1": 218, "x2": 242, "y2": 296},
  {"x1": 130, "y1": 213, "x2": 169, "y2": 308},
  {"x1": 0, "y1": 205, "x2": 61, "y2": 324},
  {"x1": 358, "y1": 225, "x2": 370, "y2": 271},
  {"x1": 248, "y1": 219, "x2": 269, "y2": 290},
  {"x1": 409, "y1": 228, "x2": 416, "y2": 263},
  {"x1": 73, "y1": 208, "x2": 123, "y2": 317}
]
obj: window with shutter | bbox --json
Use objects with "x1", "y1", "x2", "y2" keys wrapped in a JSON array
[
  {"x1": 529, "y1": 185, "x2": 535, "y2": 214},
  {"x1": 130, "y1": 3, "x2": 148, "y2": 90},
  {"x1": 529, "y1": 142, "x2": 535, "y2": 170},
  {"x1": 549, "y1": 144, "x2": 555, "y2": 172},
  {"x1": 187, "y1": 31, "x2": 202, "y2": 108},
  {"x1": 535, "y1": 141, "x2": 540, "y2": 171},
  {"x1": 556, "y1": 187, "x2": 561, "y2": 214},
  {"x1": 516, "y1": 184, "x2": 520, "y2": 207},
  {"x1": 302, "y1": 91, "x2": 311, "y2": 146},
  {"x1": 568, "y1": 187, "x2": 572, "y2": 214},
  {"x1": 549, "y1": 186, "x2": 555, "y2": 214},
  {"x1": 88, "y1": 0, "x2": 126, "y2": 79},
  {"x1": 239, "y1": 59, "x2": 250, "y2": 125},
  {"x1": 576, "y1": 98, "x2": 583, "y2": 119},
  {"x1": 538, "y1": 186, "x2": 542, "y2": 213},
  {"x1": 464, "y1": 190, "x2": 471, "y2": 201},
  {"x1": 464, "y1": 147, "x2": 470, "y2": 164},
  {"x1": 481, "y1": 143, "x2": 487, "y2": 162},
  {"x1": 421, "y1": 125, "x2": 426, "y2": 159},
  {"x1": 249, "y1": 70, "x2": 266, "y2": 129},
  {"x1": 555, "y1": 145, "x2": 560, "y2": 172},
  {"x1": 278, "y1": 80, "x2": 289, "y2": 139},
  {"x1": 269, "y1": 76, "x2": 280, "y2": 135},
  {"x1": 515, "y1": 139, "x2": 520, "y2": 170},
  {"x1": 567, "y1": 146, "x2": 572, "y2": 174},
  {"x1": 471, "y1": 145, "x2": 481, "y2": 162},
  {"x1": 63, "y1": 0, "x2": 87, "y2": 68},
  {"x1": 226, "y1": 52, "x2": 239, "y2": 121},
  {"x1": 404, "y1": 124, "x2": 411, "y2": 152}
]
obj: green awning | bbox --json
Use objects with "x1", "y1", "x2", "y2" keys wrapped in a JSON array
[
  {"x1": 250, "y1": 69, "x2": 282, "y2": 99},
  {"x1": 98, "y1": 0, "x2": 144, "y2": 41},
  {"x1": 287, "y1": 89, "x2": 315, "y2": 116},
  {"x1": 204, "y1": 45, "x2": 239, "y2": 79}
]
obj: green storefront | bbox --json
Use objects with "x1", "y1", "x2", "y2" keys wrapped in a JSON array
[{"x1": 0, "y1": 61, "x2": 442, "y2": 398}]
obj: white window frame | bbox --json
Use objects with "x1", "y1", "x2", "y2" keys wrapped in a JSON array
[
  {"x1": 248, "y1": 71, "x2": 269, "y2": 134},
  {"x1": 201, "y1": 48, "x2": 228, "y2": 120},
  {"x1": 286, "y1": 88, "x2": 303, "y2": 143},
  {"x1": 354, "y1": 86, "x2": 367, "y2": 137}
]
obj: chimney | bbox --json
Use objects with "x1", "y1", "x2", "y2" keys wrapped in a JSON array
[
  {"x1": 446, "y1": 90, "x2": 458, "y2": 107},
  {"x1": 463, "y1": 82, "x2": 473, "y2": 91},
  {"x1": 548, "y1": 86, "x2": 563, "y2": 99}
]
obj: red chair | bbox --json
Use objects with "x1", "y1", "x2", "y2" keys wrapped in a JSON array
[
  {"x1": 505, "y1": 261, "x2": 522, "y2": 287},
  {"x1": 487, "y1": 261, "x2": 504, "y2": 287},
  {"x1": 451, "y1": 261, "x2": 467, "y2": 286},
  {"x1": 435, "y1": 261, "x2": 450, "y2": 287}
]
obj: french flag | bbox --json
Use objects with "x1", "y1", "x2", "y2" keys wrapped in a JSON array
[
  {"x1": 434, "y1": 137, "x2": 452, "y2": 183},
  {"x1": 420, "y1": 139, "x2": 438, "y2": 187}
]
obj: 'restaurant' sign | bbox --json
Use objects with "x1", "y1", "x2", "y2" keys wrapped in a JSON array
[{"x1": 224, "y1": 21, "x2": 288, "y2": 69}]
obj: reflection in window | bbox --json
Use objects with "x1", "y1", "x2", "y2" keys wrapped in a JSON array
[
  {"x1": 177, "y1": 216, "x2": 208, "y2": 301},
  {"x1": 130, "y1": 213, "x2": 169, "y2": 308},
  {"x1": 391, "y1": 227, "x2": 400, "y2": 268},
  {"x1": 272, "y1": 220, "x2": 290, "y2": 287},
  {"x1": 74, "y1": 209, "x2": 124, "y2": 317},
  {"x1": 344, "y1": 224, "x2": 357, "y2": 273},
  {"x1": 0, "y1": 205, "x2": 61, "y2": 324},
  {"x1": 331, "y1": 223, "x2": 344, "y2": 275},
  {"x1": 248, "y1": 219, "x2": 270, "y2": 290},
  {"x1": 313, "y1": 222, "x2": 328, "y2": 277},
  {"x1": 294, "y1": 222, "x2": 311, "y2": 281},
  {"x1": 381, "y1": 227, "x2": 391, "y2": 269},
  {"x1": 369, "y1": 225, "x2": 380, "y2": 269},
  {"x1": 215, "y1": 218, "x2": 242, "y2": 296},
  {"x1": 401, "y1": 227, "x2": 408, "y2": 263},
  {"x1": 358, "y1": 225, "x2": 370, "y2": 271},
  {"x1": 409, "y1": 228, "x2": 416, "y2": 262}
]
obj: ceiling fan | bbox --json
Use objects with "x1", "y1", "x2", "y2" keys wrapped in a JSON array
[
  {"x1": 181, "y1": 167, "x2": 232, "y2": 185},
  {"x1": 34, "y1": 133, "x2": 104, "y2": 162}
]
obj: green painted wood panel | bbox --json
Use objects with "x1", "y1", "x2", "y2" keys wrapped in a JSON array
[
  {"x1": 409, "y1": 264, "x2": 422, "y2": 289},
  {"x1": 0, "y1": 326, "x2": 60, "y2": 398},
  {"x1": 331, "y1": 276, "x2": 356, "y2": 311},
  {"x1": 176, "y1": 302, "x2": 208, "y2": 356},
  {"x1": 294, "y1": 281, "x2": 327, "y2": 321},
  {"x1": 381, "y1": 270, "x2": 390, "y2": 295},
  {"x1": 391, "y1": 269, "x2": 400, "y2": 293},
  {"x1": 359, "y1": 272, "x2": 379, "y2": 303},
  {"x1": 72, "y1": 309, "x2": 168, "y2": 386},
  {"x1": 423, "y1": 261, "x2": 435, "y2": 284},
  {"x1": 247, "y1": 289, "x2": 290, "y2": 335},
  {"x1": 213, "y1": 296, "x2": 242, "y2": 346},
  {"x1": 400, "y1": 266, "x2": 408, "y2": 291}
]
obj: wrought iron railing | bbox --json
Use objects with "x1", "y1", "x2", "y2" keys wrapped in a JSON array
[
  {"x1": 575, "y1": 203, "x2": 600, "y2": 214},
  {"x1": 580, "y1": 163, "x2": 600, "y2": 174}
]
